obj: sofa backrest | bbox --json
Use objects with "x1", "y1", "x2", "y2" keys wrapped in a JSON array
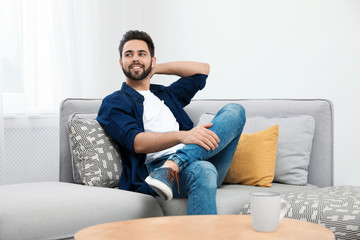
[{"x1": 60, "y1": 98, "x2": 333, "y2": 187}]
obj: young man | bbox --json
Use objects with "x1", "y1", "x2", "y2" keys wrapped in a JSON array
[{"x1": 97, "y1": 30, "x2": 246, "y2": 215}]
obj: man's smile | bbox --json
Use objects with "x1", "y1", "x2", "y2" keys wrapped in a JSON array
[{"x1": 130, "y1": 64, "x2": 144, "y2": 71}]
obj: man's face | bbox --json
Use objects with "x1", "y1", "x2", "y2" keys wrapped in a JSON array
[{"x1": 120, "y1": 40, "x2": 154, "y2": 81}]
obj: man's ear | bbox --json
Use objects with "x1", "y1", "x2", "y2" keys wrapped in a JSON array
[
  {"x1": 151, "y1": 57, "x2": 157, "y2": 65},
  {"x1": 119, "y1": 58, "x2": 123, "y2": 67}
]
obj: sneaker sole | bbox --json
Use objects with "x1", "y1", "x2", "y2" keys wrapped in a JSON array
[{"x1": 145, "y1": 176, "x2": 173, "y2": 201}]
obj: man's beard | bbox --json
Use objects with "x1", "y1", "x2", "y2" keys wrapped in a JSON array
[{"x1": 122, "y1": 62, "x2": 152, "y2": 81}]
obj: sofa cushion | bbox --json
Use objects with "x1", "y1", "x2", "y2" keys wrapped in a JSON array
[
  {"x1": 67, "y1": 114, "x2": 122, "y2": 187},
  {"x1": 198, "y1": 114, "x2": 315, "y2": 185},
  {"x1": 0, "y1": 182, "x2": 163, "y2": 240},
  {"x1": 224, "y1": 125, "x2": 279, "y2": 187},
  {"x1": 157, "y1": 183, "x2": 317, "y2": 216}
]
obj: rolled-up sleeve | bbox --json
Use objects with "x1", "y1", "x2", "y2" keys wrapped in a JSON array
[
  {"x1": 168, "y1": 74, "x2": 207, "y2": 107},
  {"x1": 97, "y1": 98, "x2": 143, "y2": 153}
]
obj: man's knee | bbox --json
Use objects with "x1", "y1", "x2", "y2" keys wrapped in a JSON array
[{"x1": 223, "y1": 103, "x2": 246, "y2": 127}]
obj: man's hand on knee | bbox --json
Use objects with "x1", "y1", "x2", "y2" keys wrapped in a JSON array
[{"x1": 180, "y1": 123, "x2": 220, "y2": 151}]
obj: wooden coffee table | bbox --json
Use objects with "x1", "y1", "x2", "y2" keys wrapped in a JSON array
[{"x1": 75, "y1": 215, "x2": 335, "y2": 240}]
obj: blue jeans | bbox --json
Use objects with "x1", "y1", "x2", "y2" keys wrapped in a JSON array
[{"x1": 146, "y1": 103, "x2": 246, "y2": 215}]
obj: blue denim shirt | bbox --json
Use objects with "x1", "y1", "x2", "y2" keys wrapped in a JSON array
[{"x1": 97, "y1": 74, "x2": 207, "y2": 196}]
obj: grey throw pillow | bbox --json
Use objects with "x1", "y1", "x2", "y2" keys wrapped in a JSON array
[
  {"x1": 67, "y1": 114, "x2": 122, "y2": 187},
  {"x1": 198, "y1": 114, "x2": 315, "y2": 185}
]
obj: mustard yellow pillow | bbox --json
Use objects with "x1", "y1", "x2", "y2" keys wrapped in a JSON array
[{"x1": 224, "y1": 125, "x2": 279, "y2": 187}]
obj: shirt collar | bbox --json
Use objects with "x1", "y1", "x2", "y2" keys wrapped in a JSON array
[
  {"x1": 121, "y1": 82, "x2": 144, "y2": 102},
  {"x1": 121, "y1": 82, "x2": 165, "y2": 98}
]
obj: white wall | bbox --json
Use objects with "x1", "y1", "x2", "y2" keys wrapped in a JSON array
[{"x1": 80, "y1": 0, "x2": 360, "y2": 186}]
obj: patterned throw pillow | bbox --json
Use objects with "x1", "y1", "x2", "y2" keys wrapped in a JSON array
[
  {"x1": 67, "y1": 116, "x2": 122, "y2": 187},
  {"x1": 239, "y1": 186, "x2": 360, "y2": 240}
]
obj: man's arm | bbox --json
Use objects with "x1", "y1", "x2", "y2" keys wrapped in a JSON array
[
  {"x1": 151, "y1": 61, "x2": 210, "y2": 78},
  {"x1": 134, "y1": 123, "x2": 220, "y2": 154}
]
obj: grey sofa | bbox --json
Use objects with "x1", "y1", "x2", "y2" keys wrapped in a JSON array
[{"x1": 0, "y1": 98, "x2": 334, "y2": 240}]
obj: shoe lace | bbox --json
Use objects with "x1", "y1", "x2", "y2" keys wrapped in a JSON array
[{"x1": 167, "y1": 168, "x2": 180, "y2": 194}]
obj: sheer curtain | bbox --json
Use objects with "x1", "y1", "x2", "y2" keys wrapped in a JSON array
[
  {"x1": 0, "y1": 0, "x2": 104, "y2": 184},
  {"x1": 2, "y1": 0, "x2": 81, "y2": 114}
]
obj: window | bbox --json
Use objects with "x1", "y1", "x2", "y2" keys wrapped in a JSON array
[{"x1": 1, "y1": 0, "x2": 26, "y2": 114}]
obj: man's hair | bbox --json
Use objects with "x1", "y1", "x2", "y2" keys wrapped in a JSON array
[{"x1": 118, "y1": 30, "x2": 155, "y2": 58}]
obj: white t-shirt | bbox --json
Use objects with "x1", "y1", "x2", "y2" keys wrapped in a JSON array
[{"x1": 138, "y1": 90, "x2": 184, "y2": 163}]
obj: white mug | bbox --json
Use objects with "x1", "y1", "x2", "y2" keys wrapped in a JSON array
[{"x1": 250, "y1": 192, "x2": 289, "y2": 232}]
